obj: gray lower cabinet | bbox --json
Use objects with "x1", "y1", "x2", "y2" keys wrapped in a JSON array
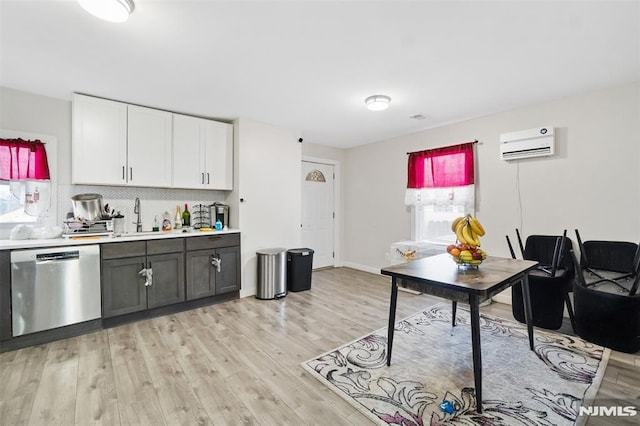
[
  {"x1": 101, "y1": 239, "x2": 185, "y2": 318},
  {"x1": 147, "y1": 251, "x2": 185, "y2": 308},
  {"x1": 186, "y1": 234, "x2": 241, "y2": 300},
  {"x1": 102, "y1": 255, "x2": 147, "y2": 318}
]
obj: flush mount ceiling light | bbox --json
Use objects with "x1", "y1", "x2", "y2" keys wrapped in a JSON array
[
  {"x1": 365, "y1": 95, "x2": 391, "y2": 111},
  {"x1": 79, "y1": 0, "x2": 135, "y2": 23}
]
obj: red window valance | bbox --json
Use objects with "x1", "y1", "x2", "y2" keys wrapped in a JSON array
[
  {"x1": 0, "y1": 138, "x2": 51, "y2": 181},
  {"x1": 407, "y1": 142, "x2": 474, "y2": 189}
]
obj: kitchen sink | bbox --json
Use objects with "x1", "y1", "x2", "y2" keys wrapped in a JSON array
[
  {"x1": 120, "y1": 231, "x2": 162, "y2": 237},
  {"x1": 120, "y1": 229, "x2": 198, "y2": 238}
]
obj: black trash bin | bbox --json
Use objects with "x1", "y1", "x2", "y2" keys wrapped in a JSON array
[{"x1": 287, "y1": 248, "x2": 314, "y2": 292}]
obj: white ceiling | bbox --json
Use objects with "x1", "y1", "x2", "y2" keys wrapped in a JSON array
[{"x1": 1, "y1": 1, "x2": 638, "y2": 148}]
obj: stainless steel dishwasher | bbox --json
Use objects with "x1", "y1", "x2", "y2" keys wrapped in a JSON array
[{"x1": 11, "y1": 245, "x2": 101, "y2": 337}]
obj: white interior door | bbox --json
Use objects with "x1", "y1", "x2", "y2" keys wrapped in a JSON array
[{"x1": 301, "y1": 161, "x2": 334, "y2": 269}]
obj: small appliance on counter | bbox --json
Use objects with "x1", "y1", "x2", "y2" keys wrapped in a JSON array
[{"x1": 210, "y1": 202, "x2": 229, "y2": 229}]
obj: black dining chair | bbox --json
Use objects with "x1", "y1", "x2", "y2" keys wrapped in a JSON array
[
  {"x1": 506, "y1": 230, "x2": 575, "y2": 331},
  {"x1": 570, "y1": 249, "x2": 640, "y2": 353},
  {"x1": 574, "y1": 230, "x2": 640, "y2": 293}
]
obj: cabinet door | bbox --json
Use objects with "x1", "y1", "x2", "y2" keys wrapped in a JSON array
[
  {"x1": 204, "y1": 120, "x2": 233, "y2": 190},
  {"x1": 215, "y1": 246, "x2": 241, "y2": 294},
  {"x1": 102, "y1": 256, "x2": 147, "y2": 318},
  {"x1": 147, "y1": 252, "x2": 185, "y2": 309},
  {"x1": 127, "y1": 105, "x2": 172, "y2": 187},
  {"x1": 172, "y1": 113, "x2": 205, "y2": 189},
  {"x1": 72, "y1": 94, "x2": 127, "y2": 185},
  {"x1": 185, "y1": 249, "x2": 216, "y2": 300}
]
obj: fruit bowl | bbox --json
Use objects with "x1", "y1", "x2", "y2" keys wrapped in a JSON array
[
  {"x1": 450, "y1": 255, "x2": 483, "y2": 267},
  {"x1": 446, "y1": 243, "x2": 487, "y2": 267}
]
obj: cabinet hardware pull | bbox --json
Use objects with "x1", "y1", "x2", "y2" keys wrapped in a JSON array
[
  {"x1": 130, "y1": 167, "x2": 133, "y2": 181},
  {"x1": 138, "y1": 265, "x2": 153, "y2": 286},
  {"x1": 122, "y1": 166, "x2": 125, "y2": 180},
  {"x1": 201, "y1": 173, "x2": 204, "y2": 184},
  {"x1": 207, "y1": 173, "x2": 210, "y2": 184},
  {"x1": 211, "y1": 255, "x2": 221, "y2": 273}
]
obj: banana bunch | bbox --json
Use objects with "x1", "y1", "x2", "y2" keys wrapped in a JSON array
[{"x1": 451, "y1": 214, "x2": 485, "y2": 248}]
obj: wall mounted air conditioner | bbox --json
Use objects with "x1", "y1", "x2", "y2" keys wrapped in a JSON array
[{"x1": 499, "y1": 126, "x2": 554, "y2": 160}]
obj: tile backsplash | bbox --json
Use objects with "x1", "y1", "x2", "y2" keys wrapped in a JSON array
[{"x1": 58, "y1": 184, "x2": 228, "y2": 233}]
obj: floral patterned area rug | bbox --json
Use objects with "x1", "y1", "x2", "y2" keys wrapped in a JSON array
[{"x1": 302, "y1": 303, "x2": 609, "y2": 426}]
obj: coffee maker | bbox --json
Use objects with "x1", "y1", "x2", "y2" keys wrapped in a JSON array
[{"x1": 210, "y1": 202, "x2": 229, "y2": 229}]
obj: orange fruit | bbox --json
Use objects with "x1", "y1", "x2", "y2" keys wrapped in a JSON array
[{"x1": 450, "y1": 248, "x2": 461, "y2": 257}]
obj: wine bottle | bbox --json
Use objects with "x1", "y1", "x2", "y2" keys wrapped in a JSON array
[
  {"x1": 182, "y1": 203, "x2": 191, "y2": 227},
  {"x1": 174, "y1": 205, "x2": 182, "y2": 229}
]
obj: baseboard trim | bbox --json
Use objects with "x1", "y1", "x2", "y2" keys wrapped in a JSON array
[
  {"x1": 341, "y1": 262, "x2": 381, "y2": 275},
  {"x1": 493, "y1": 293, "x2": 512, "y2": 305}
]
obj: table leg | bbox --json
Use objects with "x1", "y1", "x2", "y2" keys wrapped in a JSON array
[
  {"x1": 521, "y1": 274, "x2": 535, "y2": 350},
  {"x1": 387, "y1": 276, "x2": 399, "y2": 366},
  {"x1": 469, "y1": 294, "x2": 483, "y2": 414},
  {"x1": 451, "y1": 301, "x2": 457, "y2": 326}
]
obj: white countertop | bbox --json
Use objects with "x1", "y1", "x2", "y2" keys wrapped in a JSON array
[{"x1": 0, "y1": 228, "x2": 241, "y2": 250}]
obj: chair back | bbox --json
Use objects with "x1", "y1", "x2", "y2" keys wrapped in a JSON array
[
  {"x1": 525, "y1": 235, "x2": 574, "y2": 272},
  {"x1": 581, "y1": 240, "x2": 638, "y2": 273}
]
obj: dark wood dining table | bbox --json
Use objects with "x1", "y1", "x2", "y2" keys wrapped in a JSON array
[{"x1": 381, "y1": 253, "x2": 539, "y2": 414}]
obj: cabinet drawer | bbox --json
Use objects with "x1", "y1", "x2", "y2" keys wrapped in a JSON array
[
  {"x1": 147, "y1": 239, "x2": 184, "y2": 255},
  {"x1": 101, "y1": 241, "x2": 146, "y2": 259},
  {"x1": 186, "y1": 233, "x2": 240, "y2": 251}
]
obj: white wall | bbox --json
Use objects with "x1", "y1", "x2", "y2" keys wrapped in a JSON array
[
  {"x1": 343, "y1": 81, "x2": 640, "y2": 272},
  {"x1": 302, "y1": 142, "x2": 345, "y2": 163},
  {"x1": 232, "y1": 118, "x2": 302, "y2": 297}
]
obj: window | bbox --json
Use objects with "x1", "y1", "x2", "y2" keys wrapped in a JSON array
[
  {"x1": 405, "y1": 142, "x2": 475, "y2": 244},
  {"x1": 0, "y1": 131, "x2": 56, "y2": 237}
]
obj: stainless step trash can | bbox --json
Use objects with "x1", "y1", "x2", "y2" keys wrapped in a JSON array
[
  {"x1": 287, "y1": 248, "x2": 314, "y2": 292},
  {"x1": 256, "y1": 248, "x2": 287, "y2": 299}
]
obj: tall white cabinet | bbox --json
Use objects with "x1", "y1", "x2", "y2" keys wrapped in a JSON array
[
  {"x1": 172, "y1": 114, "x2": 233, "y2": 190},
  {"x1": 72, "y1": 94, "x2": 172, "y2": 187}
]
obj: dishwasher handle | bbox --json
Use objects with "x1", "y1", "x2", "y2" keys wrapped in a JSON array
[{"x1": 36, "y1": 251, "x2": 80, "y2": 262}]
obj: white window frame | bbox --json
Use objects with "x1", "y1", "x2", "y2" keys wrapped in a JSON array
[
  {"x1": 0, "y1": 129, "x2": 57, "y2": 239},
  {"x1": 411, "y1": 188, "x2": 475, "y2": 245}
]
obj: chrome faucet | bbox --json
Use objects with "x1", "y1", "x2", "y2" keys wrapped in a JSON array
[{"x1": 133, "y1": 197, "x2": 142, "y2": 232}]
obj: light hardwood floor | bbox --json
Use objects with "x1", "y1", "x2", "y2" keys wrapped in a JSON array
[{"x1": 1, "y1": 267, "x2": 638, "y2": 425}]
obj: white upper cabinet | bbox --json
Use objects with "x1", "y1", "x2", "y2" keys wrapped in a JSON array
[
  {"x1": 172, "y1": 113, "x2": 233, "y2": 190},
  {"x1": 172, "y1": 114, "x2": 204, "y2": 189},
  {"x1": 204, "y1": 120, "x2": 233, "y2": 190},
  {"x1": 73, "y1": 94, "x2": 172, "y2": 187},
  {"x1": 72, "y1": 94, "x2": 127, "y2": 185},
  {"x1": 127, "y1": 105, "x2": 172, "y2": 187}
]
